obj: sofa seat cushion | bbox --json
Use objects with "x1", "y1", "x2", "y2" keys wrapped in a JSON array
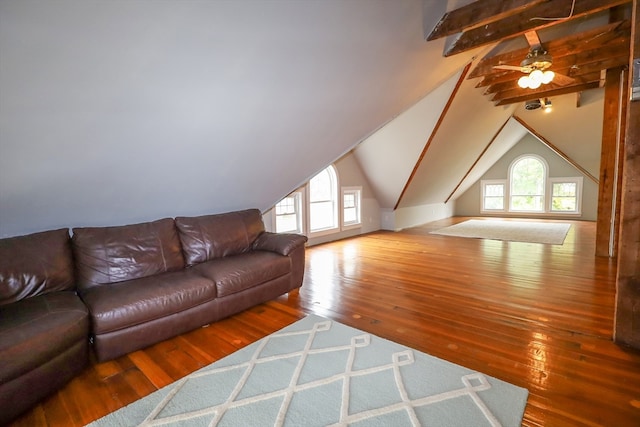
[
  {"x1": 80, "y1": 270, "x2": 216, "y2": 335},
  {"x1": 191, "y1": 251, "x2": 290, "y2": 298},
  {"x1": 0, "y1": 292, "x2": 89, "y2": 383}
]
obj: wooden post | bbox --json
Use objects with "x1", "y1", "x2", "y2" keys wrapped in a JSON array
[
  {"x1": 595, "y1": 67, "x2": 627, "y2": 257},
  {"x1": 614, "y1": 0, "x2": 640, "y2": 349}
]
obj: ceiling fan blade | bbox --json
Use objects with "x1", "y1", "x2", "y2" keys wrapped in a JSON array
[
  {"x1": 493, "y1": 65, "x2": 523, "y2": 71},
  {"x1": 552, "y1": 73, "x2": 575, "y2": 86}
]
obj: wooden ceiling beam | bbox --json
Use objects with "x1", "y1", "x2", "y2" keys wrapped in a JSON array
[
  {"x1": 469, "y1": 20, "x2": 630, "y2": 78},
  {"x1": 427, "y1": 0, "x2": 546, "y2": 41},
  {"x1": 494, "y1": 81, "x2": 601, "y2": 106},
  {"x1": 445, "y1": 0, "x2": 632, "y2": 57},
  {"x1": 513, "y1": 115, "x2": 599, "y2": 184}
]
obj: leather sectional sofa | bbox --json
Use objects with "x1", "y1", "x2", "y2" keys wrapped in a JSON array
[{"x1": 0, "y1": 209, "x2": 307, "y2": 424}]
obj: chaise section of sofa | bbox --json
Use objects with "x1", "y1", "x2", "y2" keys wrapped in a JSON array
[{"x1": 0, "y1": 229, "x2": 90, "y2": 425}]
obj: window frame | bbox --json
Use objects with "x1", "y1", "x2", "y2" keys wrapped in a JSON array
[
  {"x1": 308, "y1": 165, "x2": 340, "y2": 236},
  {"x1": 508, "y1": 154, "x2": 547, "y2": 213},
  {"x1": 480, "y1": 179, "x2": 507, "y2": 213},
  {"x1": 342, "y1": 186, "x2": 362, "y2": 230},
  {"x1": 273, "y1": 191, "x2": 303, "y2": 234},
  {"x1": 549, "y1": 177, "x2": 583, "y2": 215}
]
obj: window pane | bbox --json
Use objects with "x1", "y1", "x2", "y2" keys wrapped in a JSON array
[
  {"x1": 344, "y1": 194, "x2": 355, "y2": 208},
  {"x1": 510, "y1": 157, "x2": 544, "y2": 212},
  {"x1": 485, "y1": 184, "x2": 504, "y2": 197},
  {"x1": 275, "y1": 196, "x2": 295, "y2": 215},
  {"x1": 553, "y1": 182, "x2": 576, "y2": 197},
  {"x1": 344, "y1": 207, "x2": 357, "y2": 223},
  {"x1": 276, "y1": 214, "x2": 298, "y2": 233},
  {"x1": 310, "y1": 170, "x2": 332, "y2": 201},
  {"x1": 309, "y1": 166, "x2": 338, "y2": 232},
  {"x1": 512, "y1": 158, "x2": 544, "y2": 195},
  {"x1": 310, "y1": 201, "x2": 334, "y2": 230},
  {"x1": 275, "y1": 193, "x2": 301, "y2": 233},
  {"x1": 552, "y1": 182, "x2": 577, "y2": 211},
  {"x1": 484, "y1": 197, "x2": 504, "y2": 210},
  {"x1": 511, "y1": 195, "x2": 543, "y2": 211}
]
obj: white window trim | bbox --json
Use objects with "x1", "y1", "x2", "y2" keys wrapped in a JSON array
[
  {"x1": 342, "y1": 186, "x2": 362, "y2": 230},
  {"x1": 273, "y1": 190, "x2": 304, "y2": 234},
  {"x1": 480, "y1": 179, "x2": 507, "y2": 213},
  {"x1": 548, "y1": 177, "x2": 583, "y2": 215}
]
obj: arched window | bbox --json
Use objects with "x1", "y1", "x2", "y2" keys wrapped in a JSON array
[
  {"x1": 309, "y1": 165, "x2": 338, "y2": 232},
  {"x1": 509, "y1": 155, "x2": 546, "y2": 212}
]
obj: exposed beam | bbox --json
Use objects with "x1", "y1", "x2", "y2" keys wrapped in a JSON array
[
  {"x1": 614, "y1": 0, "x2": 640, "y2": 349},
  {"x1": 495, "y1": 81, "x2": 601, "y2": 106},
  {"x1": 512, "y1": 115, "x2": 599, "y2": 184},
  {"x1": 445, "y1": 0, "x2": 632, "y2": 57},
  {"x1": 444, "y1": 116, "x2": 512, "y2": 204},
  {"x1": 596, "y1": 67, "x2": 628, "y2": 257},
  {"x1": 469, "y1": 20, "x2": 630, "y2": 79},
  {"x1": 393, "y1": 63, "x2": 472, "y2": 211},
  {"x1": 427, "y1": 0, "x2": 546, "y2": 41}
]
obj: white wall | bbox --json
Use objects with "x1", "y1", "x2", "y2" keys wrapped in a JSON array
[
  {"x1": 454, "y1": 134, "x2": 599, "y2": 220},
  {"x1": 0, "y1": 0, "x2": 468, "y2": 238}
]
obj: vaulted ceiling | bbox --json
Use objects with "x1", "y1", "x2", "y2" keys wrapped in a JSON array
[
  {"x1": 354, "y1": 0, "x2": 632, "y2": 221},
  {"x1": 0, "y1": 0, "x2": 634, "y2": 236}
]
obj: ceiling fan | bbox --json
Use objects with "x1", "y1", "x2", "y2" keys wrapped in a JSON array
[{"x1": 492, "y1": 31, "x2": 575, "y2": 89}]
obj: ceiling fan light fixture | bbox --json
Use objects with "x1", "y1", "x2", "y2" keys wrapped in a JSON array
[
  {"x1": 528, "y1": 78, "x2": 542, "y2": 89},
  {"x1": 542, "y1": 70, "x2": 555, "y2": 84},
  {"x1": 518, "y1": 76, "x2": 530, "y2": 88}
]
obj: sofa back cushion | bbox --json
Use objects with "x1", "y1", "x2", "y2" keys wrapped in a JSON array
[
  {"x1": 0, "y1": 229, "x2": 75, "y2": 306},
  {"x1": 72, "y1": 218, "x2": 185, "y2": 291},
  {"x1": 175, "y1": 209, "x2": 265, "y2": 265}
]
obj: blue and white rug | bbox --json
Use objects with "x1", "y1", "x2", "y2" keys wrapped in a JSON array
[{"x1": 88, "y1": 315, "x2": 528, "y2": 426}]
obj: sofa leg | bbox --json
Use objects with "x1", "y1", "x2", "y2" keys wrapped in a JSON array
[{"x1": 287, "y1": 288, "x2": 300, "y2": 300}]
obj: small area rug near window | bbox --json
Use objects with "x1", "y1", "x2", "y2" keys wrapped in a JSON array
[{"x1": 430, "y1": 219, "x2": 571, "y2": 245}]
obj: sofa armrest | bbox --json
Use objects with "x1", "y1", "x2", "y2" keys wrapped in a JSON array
[{"x1": 252, "y1": 232, "x2": 307, "y2": 256}]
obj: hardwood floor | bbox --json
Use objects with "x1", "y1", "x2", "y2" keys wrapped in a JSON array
[{"x1": 10, "y1": 217, "x2": 640, "y2": 426}]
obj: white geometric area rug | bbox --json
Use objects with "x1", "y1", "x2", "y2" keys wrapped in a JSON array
[
  {"x1": 430, "y1": 219, "x2": 571, "y2": 245},
  {"x1": 88, "y1": 315, "x2": 529, "y2": 427}
]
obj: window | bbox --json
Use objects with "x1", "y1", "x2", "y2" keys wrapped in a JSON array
[
  {"x1": 273, "y1": 164, "x2": 365, "y2": 237},
  {"x1": 274, "y1": 191, "x2": 302, "y2": 233},
  {"x1": 342, "y1": 186, "x2": 362, "y2": 228},
  {"x1": 481, "y1": 180, "x2": 506, "y2": 212},
  {"x1": 481, "y1": 154, "x2": 582, "y2": 216},
  {"x1": 550, "y1": 178, "x2": 582, "y2": 213},
  {"x1": 309, "y1": 165, "x2": 338, "y2": 233},
  {"x1": 509, "y1": 155, "x2": 546, "y2": 212}
]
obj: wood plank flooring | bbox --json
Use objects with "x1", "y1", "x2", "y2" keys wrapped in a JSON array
[{"x1": 9, "y1": 217, "x2": 640, "y2": 426}]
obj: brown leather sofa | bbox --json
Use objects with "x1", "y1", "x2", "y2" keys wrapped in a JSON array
[
  {"x1": 0, "y1": 208, "x2": 307, "y2": 423},
  {"x1": 0, "y1": 229, "x2": 90, "y2": 425}
]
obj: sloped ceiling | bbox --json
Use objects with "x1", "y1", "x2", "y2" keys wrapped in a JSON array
[
  {"x1": 353, "y1": 0, "x2": 628, "y2": 215},
  {"x1": 0, "y1": 1, "x2": 629, "y2": 237},
  {"x1": 0, "y1": 0, "x2": 474, "y2": 237}
]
